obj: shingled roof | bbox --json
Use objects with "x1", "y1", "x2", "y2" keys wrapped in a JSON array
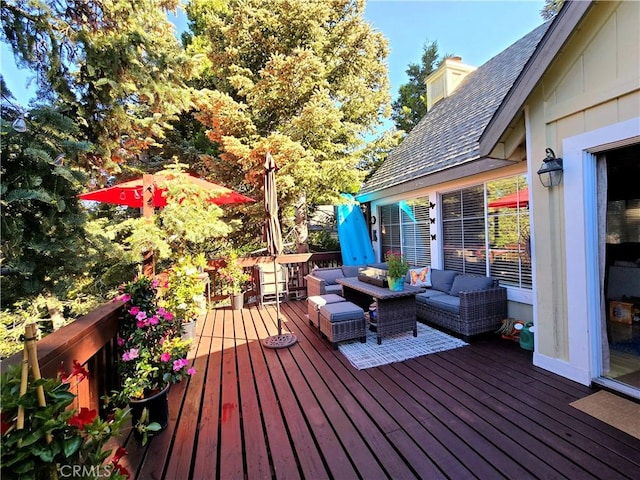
[{"x1": 359, "y1": 21, "x2": 550, "y2": 197}]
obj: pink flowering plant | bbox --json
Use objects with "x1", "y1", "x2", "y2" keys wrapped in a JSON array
[
  {"x1": 113, "y1": 277, "x2": 194, "y2": 403},
  {"x1": 385, "y1": 250, "x2": 410, "y2": 279}
]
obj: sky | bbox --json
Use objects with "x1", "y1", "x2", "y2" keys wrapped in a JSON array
[{"x1": 1, "y1": 0, "x2": 546, "y2": 110}]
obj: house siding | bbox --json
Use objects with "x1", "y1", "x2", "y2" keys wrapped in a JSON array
[
  {"x1": 525, "y1": 0, "x2": 640, "y2": 382},
  {"x1": 359, "y1": 1, "x2": 638, "y2": 389}
]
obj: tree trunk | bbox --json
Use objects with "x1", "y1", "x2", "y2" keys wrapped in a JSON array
[
  {"x1": 142, "y1": 174, "x2": 155, "y2": 276},
  {"x1": 46, "y1": 296, "x2": 66, "y2": 331},
  {"x1": 295, "y1": 194, "x2": 309, "y2": 253}
]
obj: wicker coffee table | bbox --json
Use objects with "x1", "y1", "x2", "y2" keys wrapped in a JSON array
[{"x1": 336, "y1": 277, "x2": 425, "y2": 345}]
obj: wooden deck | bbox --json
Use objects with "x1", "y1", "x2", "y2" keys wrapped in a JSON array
[{"x1": 120, "y1": 300, "x2": 640, "y2": 479}]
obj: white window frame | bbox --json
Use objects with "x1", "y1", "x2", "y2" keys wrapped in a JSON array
[{"x1": 558, "y1": 117, "x2": 640, "y2": 387}]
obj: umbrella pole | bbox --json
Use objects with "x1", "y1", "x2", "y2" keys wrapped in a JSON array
[
  {"x1": 274, "y1": 256, "x2": 282, "y2": 335},
  {"x1": 263, "y1": 258, "x2": 297, "y2": 349}
]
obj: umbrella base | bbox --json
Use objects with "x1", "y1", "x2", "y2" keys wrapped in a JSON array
[{"x1": 263, "y1": 333, "x2": 298, "y2": 349}]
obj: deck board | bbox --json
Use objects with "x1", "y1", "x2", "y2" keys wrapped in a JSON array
[
  {"x1": 192, "y1": 308, "x2": 224, "y2": 479},
  {"x1": 245, "y1": 307, "x2": 300, "y2": 480},
  {"x1": 235, "y1": 309, "x2": 272, "y2": 480},
  {"x1": 132, "y1": 300, "x2": 640, "y2": 480}
]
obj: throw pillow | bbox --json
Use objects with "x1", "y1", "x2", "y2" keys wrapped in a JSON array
[
  {"x1": 408, "y1": 267, "x2": 432, "y2": 287},
  {"x1": 449, "y1": 275, "x2": 494, "y2": 297},
  {"x1": 341, "y1": 265, "x2": 362, "y2": 278},
  {"x1": 430, "y1": 269, "x2": 459, "y2": 293}
]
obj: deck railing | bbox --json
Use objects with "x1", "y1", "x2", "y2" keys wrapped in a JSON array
[
  {"x1": 1, "y1": 251, "x2": 343, "y2": 412},
  {"x1": 0, "y1": 301, "x2": 124, "y2": 414}
]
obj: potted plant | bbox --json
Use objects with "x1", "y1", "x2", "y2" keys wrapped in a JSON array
[
  {"x1": 113, "y1": 277, "x2": 195, "y2": 442},
  {"x1": 385, "y1": 250, "x2": 409, "y2": 291},
  {"x1": 161, "y1": 255, "x2": 208, "y2": 341},
  {"x1": 1, "y1": 358, "x2": 130, "y2": 479},
  {"x1": 218, "y1": 250, "x2": 250, "y2": 310}
]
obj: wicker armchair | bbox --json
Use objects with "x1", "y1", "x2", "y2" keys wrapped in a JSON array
[
  {"x1": 416, "y1": 279, "x2": 507, "y2": 340},
  {"x1": 305, "y1": 267, "x2": 346, "y2": 297}
]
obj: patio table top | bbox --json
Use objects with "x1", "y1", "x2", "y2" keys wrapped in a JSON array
[{"x1": 337, "y1": 276, "x2": 425, "y2": 299}]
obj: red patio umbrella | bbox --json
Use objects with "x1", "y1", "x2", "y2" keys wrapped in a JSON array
[
  {"x1": 488, "y1": 188, "x2": 529, "y2": 209},
  {"x1": 79, "y1": 172, "x2": 254, "y2": 209}
]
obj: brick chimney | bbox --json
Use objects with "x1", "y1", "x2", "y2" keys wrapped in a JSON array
[{"x1": 426, "y1": 56, "x2": 476, "y2": 111}]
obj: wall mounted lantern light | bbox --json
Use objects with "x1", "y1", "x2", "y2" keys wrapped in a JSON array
[{"x1": 537, "y1": 148, "x2": 564, "y2": 188}]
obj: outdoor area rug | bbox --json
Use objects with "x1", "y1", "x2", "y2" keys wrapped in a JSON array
[
  {"x1": 570, "y1": 390, "x2": 640, "y2": 440},
  {"x1": 338, "y1": 323, "x2": 467, "y2": 370}
]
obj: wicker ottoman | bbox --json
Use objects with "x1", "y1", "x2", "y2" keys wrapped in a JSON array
[
  {"x1": 319, "y1": 301, "x2": 366, "y2": 350},
  {"x1": 307, "y1": 294, "x2": 346, "y2": 331}
]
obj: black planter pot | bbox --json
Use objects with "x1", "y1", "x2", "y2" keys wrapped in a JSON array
[{"x1": 129, "y1": 384, "x2": 170, "y2": 438}]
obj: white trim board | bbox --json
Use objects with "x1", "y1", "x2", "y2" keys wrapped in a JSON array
[{"x1": 557, "y1": 117, "x2": 640, "y2": 386}]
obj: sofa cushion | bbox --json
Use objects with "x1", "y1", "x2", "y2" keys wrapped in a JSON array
[
  {"x1": 367, "y1": 262, "x2": 388, "y2": 270},
  {"x1": 449, "y1": 275, "x2": 495, "y2": 297},
  {"x1": 406, "y1": 266, "x2": 432, "y2": 287},
  {"x1": 422, "y1": 295, "x2": 461, "y2": 314},
  {"x1": 430, "y1": 269, "x2": 458, "y2": 293},
  {"x1": 325, "y1": 284, "x2": 343, "y2": 296},
  {"x1": 312, "y1": 268, "x2": 344, "y2": 284},
  {"x1": 341, "y1": 265, "x2": 363, "y2": 278},
  {"x1": 319, "y1": 301, "x2": 364, "y2": 323},
  {"x1": 415, "y1": 290, "x2": 448, "y2": 304}
]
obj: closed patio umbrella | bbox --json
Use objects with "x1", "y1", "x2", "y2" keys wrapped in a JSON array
[{"x1": 263, "y1": 152, "x2": 297, "y2": 349}]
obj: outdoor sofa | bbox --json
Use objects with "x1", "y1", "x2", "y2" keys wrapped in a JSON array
[
  {"x1": 412, "y1": 268, "x2": 507, "y2": 340},
  {"x1": 307, "y1": 264, "x2": 507, "y2": 340}
]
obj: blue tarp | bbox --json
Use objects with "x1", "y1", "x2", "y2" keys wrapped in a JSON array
[{"x1": 336, "y1": 194, "x2": 376, "y2": 266}]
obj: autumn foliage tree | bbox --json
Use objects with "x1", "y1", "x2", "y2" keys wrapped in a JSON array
[{"x1": 185, "y1": 0, "x2": 391, "y2": 249}]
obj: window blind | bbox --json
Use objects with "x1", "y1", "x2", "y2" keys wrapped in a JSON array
[
  {"x1": 486, "y1": 175, "x2": 531, "y2": 287},
  {"x1": 442, "y1": 186, "x2": 486, "y2": 275}
]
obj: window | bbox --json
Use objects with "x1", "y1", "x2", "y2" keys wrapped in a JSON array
[
  {"x1": 380, "y1": 204, "x2": 401, "y2": 257},
  {"x1": 487, "y1": 176, "x2": 531, "y2": 288},
  {"x1": 379, "y1": 197, "x2": 431, "y2": 266},
  {"x1": 442, "y1": 175, "x2": 531, "y2": 288},
  {"x1": 442, "y1": 185, "x2": 486, "y2": 276}
]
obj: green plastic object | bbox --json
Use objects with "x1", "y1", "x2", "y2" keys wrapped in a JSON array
[{"x1": 519, "y1": 322, "x2": 534, "y2": 351}]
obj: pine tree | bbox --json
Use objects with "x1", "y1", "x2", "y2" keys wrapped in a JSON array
[
  {"x1": 185, "y1": 0, "x2": 391, "y2": 248},
  {"x1": 1, "y1": 83, "x2": 91, "y2": 305},
  {"x1": 391, "y1": 41, "x2": 450, "y2": 133},
  {"x1": 541, "y1": 0, "x2": 564, "y2": 20}
]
